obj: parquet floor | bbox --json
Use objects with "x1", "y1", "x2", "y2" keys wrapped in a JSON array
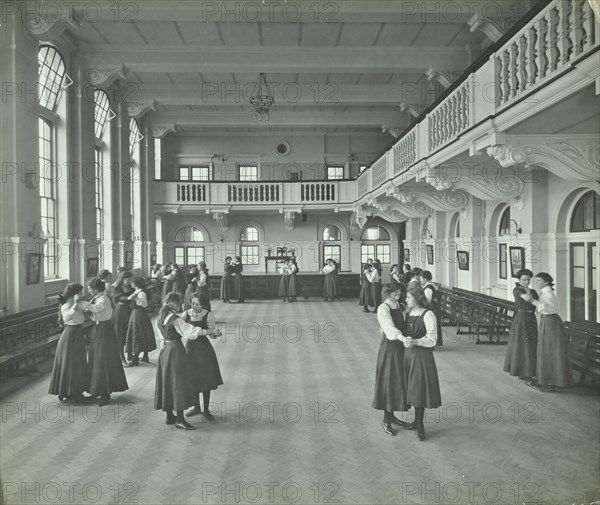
[{"x1": 1, "y1": 300, "x2": 599, "y2": 505}]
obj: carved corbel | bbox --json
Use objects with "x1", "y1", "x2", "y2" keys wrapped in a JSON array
[
  {"x1": 487, "y1": 144, "x2": 527, "y2": 167},
  {"x1": 212, "y1": 212, "x2": 229, "y2": 233},
  {"x1": 399, "y1": 102, "x2": 427, "y2": 118},
  {"x1": 128, "y1": 100, "x2": 158, "y2": 119},
  {"x1": 413, "y1": 189, "x2": 469, "y2": 212},
  {"x1": 87, "y1": 65, "x2": 128, "y2": 88},
  {"x1": 425, "y1": 68, "x2": 462, "y2": 89},
  {"x1": 351, "y1": 208, "x2": 368, "y2": 230},
  {"x1": 382, "y1": 126, "x2": 403, "y2": 138},
  {"x1": 424, "y1": 174, "x2": 455, "y2": 191},
  {"x1": 152, "y1": 124, "x2": 178, "y2": 139},
  {"x1": 468, "y1": 13, "x2": 513, "y2": 43},
  {"x1": 25, "y1": 12, "x2": 80, "y2": 40}
]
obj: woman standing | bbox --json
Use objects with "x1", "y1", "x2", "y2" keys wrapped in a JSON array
[
  {"x1": 220, "y1": 257, "x2": 234, "y2": 303},
  {"x1": 49, "y1": 284, "x2": 91, "y2": 403},
  {"x1": 161, "y1": 264, "x2": 174, "y2": 302},
  {"x1": 523, "y1": 273, "x2": 572, "y2": 392},
  {"x1": 155, "y1": 293, "x2": 218, "y2": 430},
  {"x1": 184, "y1": 266, "x2": 200, "y2": 311},
  {"x1": 369, "y1": 261, "x2": 382, "y2": 311},
  {"x1": 112, "y1": 271, "x2": 134, "y2": 366},
  {"x1": 321, "y1": 258, "x2": 338, "y2": 302},
  {"x1": 359, "y1": 263, "x2": 373, "y2": 313},
  {"x1": 171, "y1": 264, "x2": 187, "y2": 297},
  {"x1": 196, "y1": 261, "x2": 212, "y2": 311},
  {"x1": 183, "y1": 294, "x2": 223, "y2": 419},
  {"x1": 287, "y1": 259, "x2": 300, "y2": 302},
  {"x1": 125, "y1": 276, "x2": 157, "y2": 366},
  {"x1": 389, "y1": 264, "x2": 401, "y2": 284},
  {"x1": 279, "y1": 261, "x2": 290, "y2": 302},
  {"x1": 403, "y1": 286, "x2": 442, "y2": 441},
  {"x1": 232, "y1": 256, "x2": 245, "y2": 303},
  {"x1": 372, "y1": 283, "x2": 411, "y2": 435},
  {"x1": 81, "y1": 278, "x2": 128, "y2": 406},
  {"x1": 421, "y1": 271, "x2": 443, "y2": 347},
  {"x1": 503, "y1": 269, "x2": 538, "y2": 381}
]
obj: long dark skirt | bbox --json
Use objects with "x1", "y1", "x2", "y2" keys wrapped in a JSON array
[
  {"x1": 359, "y1": 281, "x2": 373, "y2": 306},
  {"x1": 288, "y1": 274, "x2": 300, "y2": 297},
  {"x1": 431, "y1": 305, "x2": 443, "y2": 347},
  {"x1": 370, "y1": 282, "x2": 382, "y2": 307},
  {"x1": 88, "y1": 321, "x2": 129, "y2": 396},
  {"x1": 161, "y1": 280, "x2": 173, "y2": 303},
  {"x1": 154, "y1": 341, "x2": 196, "y2": 411},
  {"x1": 233, "y1": 275, "x2": 245, "y2": 301},
  {"x1": 404, "y1": 347, "x2": 442, "y2": 409},
  {"x1": 126, "y1": 308, "x2": 157, "y2": 356},
  {"x1": 503, "y1": 311, "x2": 537, "y2": 377},
  {"x1": 196, "y1": 285, "x2": 212, "y2": 311},
  {"x1": 537, "y1": 314, "x2": 572, "y2": 387},
  {"x1": 323, "y1": 275, "x2": 337, "y2": 298},
  {"x1": 279, "y1": 275, "x2": 289, "y2": 297},
  {"x1": 220, "y1": 275, "x2": 232, "y2": 299},
  {"x1": 372, "y1": 336, "x2": 408, "y2": 411},
  {"x1": 185, "y1": 336, "x2": 224, "y2": 393},
  {"x1": 112, "y1": 303, "x2": 131, "y2": 352},
  {"x1": 183, "y1": 284, "x2": 196, "y2": 311},
  {"x1": 49, "y1": 325, "x2": 90, "y2": 397}
]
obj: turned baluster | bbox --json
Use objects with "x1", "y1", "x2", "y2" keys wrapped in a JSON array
[
  {"x1": 526, "y1": 25, "x2": 539, "y2": 87},
  {"x1": 537, "y1": 14, "x2": 549, "y2": 80},
  {"x1": 581, "y1": 0, "x2": 595, "y2": 51},
  {"x1": 519, "y1": 34, "x2": 529, "y2": 91},
  {"x1": 557, "y1": 0, "x2": 573, "y2": 65},
  {"x1": 509, "y1": 42, "x2": 520, "y2": 100}
]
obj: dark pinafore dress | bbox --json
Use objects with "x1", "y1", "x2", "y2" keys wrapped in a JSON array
[
  {"x1": 359, "y1": 271, "x2": 373, "y2": 307},
  {"x1": 503, "y1": 286, "x2": 538, "y2": 378},
  {"x1": 279, "y1": 269, "x2": 290, "y2": 297},
  {"x1": 220, "y1": 264, "x2": 234, "y2": 300},
  {"x1": 424, "y1": 283, "x2": 443, "y2": 347},
  {"x1": 372, "y1": 304, "x2": 408, "y2": 412},
  {"x1": 184, "y1": 274, "x2": 198, "y2": 311},
  {"x1": 112, "y1": 286, "x2": 132, "y2": 353},
  {"x1": 161, "y1": 273, "x2": 174, "y2": 302},
  {"x1": 370, "y1": 272, "x2": 382, "y2": 308},
  {"x1": 196, "y1": 271, "x2": 212, "y2": 311},
  {"x1": 403, "y1": 309, "x2": 442, "y2": 409},
  {"x1": 233, "y1": 264, "x2": 245, "y2": 302},
  {"x1": 184, "y1": 311, "x2": 223, "y2": 393},
  {"x1": 288, "y1": 268, "x2": 300, "y2": 297},
  {"x1": 323, "y1": 267, "x2": 338, "y2": 299},
  {"x1": 154, "y1": 315, "x2": 196, "y2": 411},
  {"x1": 126, "y1": 293, "x2": 157, "y2": 357}
]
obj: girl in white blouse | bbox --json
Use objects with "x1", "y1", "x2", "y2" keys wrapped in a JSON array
[
  {"x1": 522, "y1": 272, "x2": 572, "y2": 392},
  {"x1": 125, "y1": 277, "x2": 157, "y2": 366}
]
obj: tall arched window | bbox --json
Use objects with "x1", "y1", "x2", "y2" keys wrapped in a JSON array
[
  {"x1": 129, "y1": 118, "x2": 141, "y2": 240},
  {"x1": 498, "y1": 206, "x2": 510, "y2": 280},
  {"x1": 240, "y1": 226, "x2": 260, "y2": 265},
  {"x1": 361, "y1": 225, "x2": 391, "y2": 264},
  {"x1": 570, "y1": 191, "x2": 599, "y2": 232},
  {"x1": 174, "y1": 226, "x2": 205, "y2": 266},
  {"x1": 323, "y1": 225, "x2": 342, "y2": 268},
  {"x1": 94, "y1": 89, "x2": 111, "y2": 242},
  {"x1": 38, "y1": 45, "x2": 67, "y2": 278},
  {"x1": 499, "y1": 207, "x2": 510, "y2": 236},
  {"x1": 94, "y1": 89, "x2": 111, "y2": 139}
]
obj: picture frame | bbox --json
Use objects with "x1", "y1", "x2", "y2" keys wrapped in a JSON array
[
  {"x1": 457, "y1": 250, "x2": 469, "y2": 271},
  {"x1": 426, "y1": 245, "x2": 434, "y2": 265},
  {"x1": 25, "y1": 253, "x2": 42, "y2": 285},
  {"x1": 86, "y1": 257, "x2": 99, "y2": 277},
  {"x1": 150, "y1": 254, "x2": 157, "y2": 266},
  {"x1": 509, "y1": 246, "x2": 525, "y2": 278},
  {"x1": 403, "y1": 248, "x2": 410, "y2": 263}
]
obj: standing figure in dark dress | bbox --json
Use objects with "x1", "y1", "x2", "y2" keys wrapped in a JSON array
[
  {"x1": 155, "y1": 293, "x2": 216, "y2": 430},
  {"x1": 373, "y1": 283, "x2": 411, "y2": 435},
  {"x1": 359, "y1": 262, "x2": 374, "y2": 313},
  {"x1": 402, "y1": 286, "x2": 442, "y2": 441},
  {"x1": 421, "y1": 270, "x2": 443, "y2": 347},
  {"x1": 48, "y1": 283, "x2": 91, "y2": 403},
  {"x1": 279, "y1": 262, "x2": 290, "y2": 302},
  {"x1": 160, "y1": 264, "x2": 174, "y2": 302},
  {"x1": 371, "y1": 259, "x2": 383, "y2": 309},
  {"x1": 196, "y1": 261, "x2": 212, "y2": 311},
  {"x1": 287, "y1": 259, "x2": 300, "y2": 302},
  {"x1": 81, "y1": 278, "x2": 128, "y2": 406},
  {"x1": 125, "y1": 276, "x2": 157, "y2": 366},
  {"x1": 220, "y1": 257, "x2": 233, "y2": 303},
  {"x1": 183, "y1": 294, "x2": 223, "y2": 419},
  {"x1": 184, "y1": 266, "x2": 199, "y2": 311},
  {"x1": 503, "y1": 269, "x2": 538, "y2": 381},
  {"x1": 232, "y1": 256, "x2": 245, "y2": 303},
  {"x1": 321, "y1": 258, "x2": 338, "y2": 302},
  {"x1": 111, "y1": 271, "x2": 134, "y2": 365},
  {"x1": 171, "y1": 264, "x2": 187, "y2": 297}
]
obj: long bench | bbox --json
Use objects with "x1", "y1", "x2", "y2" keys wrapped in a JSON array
[
  {"x1": 565, "y1": 320, "x2": 600, "y2": 385},
  {"x1": 0, "y1": 305, "x2": 62, "y2": 376}
]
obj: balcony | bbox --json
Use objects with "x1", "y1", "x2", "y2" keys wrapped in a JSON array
[{"x1": 153, "y1": 180, "x2": 358, "y2": 211}]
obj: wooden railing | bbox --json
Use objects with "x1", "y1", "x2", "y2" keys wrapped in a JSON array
[
  {"x1": 228, "y1": 183, "x2": 281, "y2": 203},
  {"x1": 177, "y1": 183, "x2": 208, "y2": 203},
  {"x1": 428, "y1": 80, "x2": 470, "y2": 151},
  {"x1": 301, "y1": 182, "x2": 337, "y2": 202}
]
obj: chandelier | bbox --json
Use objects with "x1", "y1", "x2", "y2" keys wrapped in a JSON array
[{"x1": 249, "y1": 73, "x2": 275, "y2": 122}]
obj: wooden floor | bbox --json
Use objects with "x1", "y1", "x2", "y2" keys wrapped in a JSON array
[{"x1": 1, "y1": 300, "x2": 599, "y2": 505}]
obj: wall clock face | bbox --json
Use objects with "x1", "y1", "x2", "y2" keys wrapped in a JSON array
[{"x1": 275, "y1": 141, "x2": 290, "y2": 156}]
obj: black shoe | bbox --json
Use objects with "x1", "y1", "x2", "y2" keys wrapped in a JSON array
[
  {"x1": 98, "y1": 395, "x2": 111, "y2": 407},
  {"x1": 363, "y1": 308, "x2": 370, "y2": 313},
  {"x1": 381, "y1": 422, "x2": 394, "y2": 436},
  {"x1": 166, "y1": 415, "x2": 176, "y2": 425},
  {"x1": 402, "y1": 421, "x2": 417, "y2": 431},
  {"x1": 140, "y1": 355, "x2": 150, "y2": 363},
  {"x1": 518, "y1": 376, "x2": 529, "y2": 380},
  {"x1": 175, "y1": 420, "x2": 196, "y2": 430},
  {"x1": 390, "y1": 416, "x2": 408, "y2": 428},
  {"x1": 527, "y1": 380, "x2": 541, "y2": 390},
  {"x1": 185, "y1": 406, "x2": 202, "y2": 417},
  {"x1": 417, "y1": 425, "x2": 426, "y2": 441},
  {"x1": 202, "y1": 412, "x2": 215, "y2": 422}
]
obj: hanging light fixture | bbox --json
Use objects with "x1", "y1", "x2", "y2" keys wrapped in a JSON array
[{"x1": 249, "y1": 73, "x2": 275, "y2": 122}]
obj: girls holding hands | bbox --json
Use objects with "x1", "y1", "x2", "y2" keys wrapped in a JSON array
[{"x1": 125, "y1": 276, "x2": 157, "y2": 366}]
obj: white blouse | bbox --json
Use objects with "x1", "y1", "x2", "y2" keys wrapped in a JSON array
[
  {"x1": 377, "y1": 300, "x2": 406, "y2": 343},
  {"x1": 322, "y1": 264, "x2": 335, "y2": 274},
  {"x1": 129, "y1": 289, "x2": 148, "y2": 308},
  {"x1": 532, "y1": 286, "x2": 559, "y2": 315},
  {"x1": 279, "y1": 265, "x2": 290, "y2": 275},
  {"x1": 80, "y1": 293, "x2": 112, "y2": 322},
  {"x1": 163, "y1": 312, "x2": 202, "y2": 340},
  {"x1": 366, "y1": 269, "x2": 380, "y2": 283}
]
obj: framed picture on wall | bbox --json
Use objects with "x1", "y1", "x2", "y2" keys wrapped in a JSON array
[
  {"x1": 86, "y1": 257, "x2": 99, "y2": 277},
  {"x1": 150, "y1": 254, "x2": 157, "y2": 266},
  {"x1": 25, "y1": 253, "x2": 42, "y2": 285},
  {"x1": 404, "y1": 248, "x2": 410, "y2": 263},
  {"x1": 426, "y1": 245, "x2": 434, "y2": 265},
  {"x1": 457, "y1": 250, "x2": 469, "y2": 271},
  {"x1": 509, "y1": 247, "x2": 525, "y2": 278}
]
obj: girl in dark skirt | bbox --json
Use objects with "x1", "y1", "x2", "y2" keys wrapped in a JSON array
[
  {"x1": 81, "y1": 278, "x2": 128, "y2": 406},
  {"x1": 422, "y1": 270, "x2": 443, "y2": 347},
  {"x1": 359, "y1": 263, "x2": 373, "y2": 313},
  {"x1": 161, "y1": 264, "x2": 174, "y2": 302},
  {"x1": 321, "y1": 258, "x2": 338, "y2": 302},
  {"x1": 125, "y1": 276, "x2": 157, "y2": 366},
  {"x1": 49, "y1": 284, "x2": 91, "y2": 403},
  {"x1": 221, "y1": 257, "x2": 234, "y2": 303},
  {"x1": 232, "y1": 256, "x2": 245, "y2": 303},
  {"x1": 112, "y1": 271, "x2": 134, "y2": 365},
  {"x1": 279, "y1": 262, "x2": 290, "y2": 302},
  {"x1": 523, "y1": 273, "x2": 572, "y2": 392},
  {"x1": 503, "y1": 269, "x2": 538, "y2": 380},
  {"x1": 403, "y1": 286, "x2": 442, "y2": 441},
  {"x1": 389, "y1": 264, "x2": 401, "y2": 284},
  {"x1": 171, "y1": 264, "x2": 187, "y2": 297},
  {"x1": 196, "y1": 261, "x2": 212, "y2": 311},
  {"x1": 155, "y1": 293, "x2": 218, "y2": 430},
  {"x1": 372, "y1": 283, "x2": 411, "y2": 435},
  {"x1": 184, "y1": 266, "x2": 199, "y2": 311},
  {"x1": 369, "y1": 261, "x2": 382, "y2": 310},
  {"x1": 287, "y1": 259, "x2": 300, "y2": 302},
  {"x1": 183, "y1": 294, "x2": 223, "y2": 419}
]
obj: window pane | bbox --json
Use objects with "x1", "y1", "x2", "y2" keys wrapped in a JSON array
[
  {"x1": 572, "y1": 268, "x2": 585, "y2": 288},
  {"x1": 327, "y1": 166, "x2": 343, "y2": 180},
  {"x1": 174, "y1": 226, "x2": 204, "y2": 242},
  {"x1": 240, "y1": 166, "x2": 258, "y2": 182},
  {"x1": 129, "y1": 118, "x2": 140, "y2": 156},
  {"x1": 241, "y1": 226, "x2": 258, "y2": 242},
  {"x1": 38, "y1": 45, "x2": 66, "y2": 112},
  {"x1": 323, "y1": 245, "x2": 341, "y2": 267},
  {"x1": 572, "y1": 244, "x2": 585, "y2": 266},
  {"x1": 361, "y1": 244, "x2": 376, "y2": 264},
  {"x1": 186, "y1": 246, "x2": 205, "y2": 265},
  {"x1": 499, "y1": 207, "x2": 510, "y2": 236},
  {"x1": 499, "y1": 244, "x2": 507, "y2": 280},
  {"x1": 94, "y1": 89, "x2": 111, "y2": 139},
  {"x1": 175, "y1": 247, "x2": 185, "y2": 265},
  {"x1": 376, "y1": 244, "x2": 391, "y2": 264},
  {"x1": 361, "y1": 226, "x2": 390, "y2": 241},
  {"x1": 323, "y1": 225, "x2": 341, "y2": 241},
  {"x1": 241, "y1": 245, "x2": 260, "y2": 265}
]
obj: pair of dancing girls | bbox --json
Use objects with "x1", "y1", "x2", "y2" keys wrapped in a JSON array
[
  {"x1": 184, "y1": 262, "x2": 212, "y2": 311},
  {"x1": 372, "y1": 282, "x2": 441, "y2": 441},
  {"x1": 359, "y1": 259, "x2": 382, "y2": 313},
  {"x1": 155, "y1": 292, "x2": 223, "y2": 429},
  {"x1": 279, "y1": 258, "x2": 300, "y2": 302},
  {"x1": 220, "y1": 256, "x2": 245, "y2": 303},
  {"x1": 321, "y1": 258, "x2": 338, "y2": 302},
  {"x1": 49, "y1": 279, "x2": 128, "y2": 406}
]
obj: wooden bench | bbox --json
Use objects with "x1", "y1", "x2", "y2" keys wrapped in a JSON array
[
  {"x1": 565, "y1": 321, "x2": 600, "y2": 385},
  {"x1": 0, "y1": 305, "x2": 62, "y2": 376}
]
